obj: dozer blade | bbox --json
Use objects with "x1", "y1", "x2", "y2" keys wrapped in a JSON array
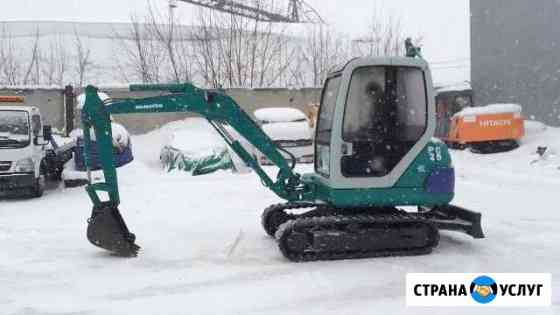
[
  {"x1": 87, "y1": 204, "x2": 140, "y2": 257},
  {"x1": 420, "y1": 204, "x2": 485, "y2": 239}
]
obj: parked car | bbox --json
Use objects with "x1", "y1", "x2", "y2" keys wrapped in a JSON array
[
  {"x1": 0, "y1": 105, "x2": 59, "y2": 197},
  {"x1": 253, "y1": 107, "x2": 313, "y2": 165}
]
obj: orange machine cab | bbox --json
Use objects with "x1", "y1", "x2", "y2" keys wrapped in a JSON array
[{"x1": 446, "y1": 104, "x2": 525, "y2": 153}]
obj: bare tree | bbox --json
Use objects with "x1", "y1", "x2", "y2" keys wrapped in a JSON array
[
  {"x1": 111, "y1": 15, "x2": 165, "y2": 83},
  {"x1": 42, "y1": 35, "x2": 68, "y2": 86},
  {"x1": 191, "y1": 4, "x2": 296, "y2": 89},
  {"x1": 191, "y1": 10, "x2": 224, "y2": 88},
  {"x1": 352, "y1": 6, "x2": 410, "y2": 57},
  {"x1": 73, "y1": 29, "x2": 93, "y2": 87},
  {"x1": 294, "y1": 24, "x2": 350, "y2": 87},
  {"x1": 22, "y1": 29, "x2": 42, "y2": 85},
  {"x1": 0, "y1": 23, "x2": 21, "y2": 85},
  {"x1": 146, "y1": 3, "x2": 185, "y2": 82}
]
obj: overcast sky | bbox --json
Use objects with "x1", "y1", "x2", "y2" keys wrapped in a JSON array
[{"x1": 1, "y1": 0, "x2": 470, "y2": 84}]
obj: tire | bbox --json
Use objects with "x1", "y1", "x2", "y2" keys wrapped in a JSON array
[
  {"x1": 31, "y1": 161, "x2": 48, "y2": 198},
  {"x1": 31, "y1": 174, "x2": 45, "y2": 198}
]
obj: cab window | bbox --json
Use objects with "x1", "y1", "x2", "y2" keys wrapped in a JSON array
[
  {"x1": 315, "y1": 75, "x2": 341, "y2": 176},
  {"x1": 341, "y1": 66, "x2": 427, "y2": 177}
]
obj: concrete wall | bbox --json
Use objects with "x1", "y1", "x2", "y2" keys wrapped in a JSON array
[
  {"x1": 471, "y1": 0, "x2": 560, "y2": 126},
  {"x1": 0, "y1": 88, "x2": 66, "y2": 130},
  {"x1": 1, "y1": 86, "x2": 321, "y2": 135},
  {"x1": 68, "y1": 87, "x2": 321, "y2": 135},
  {"x1": 74, "y1": 87, "x2": 322, "y2": 134}
]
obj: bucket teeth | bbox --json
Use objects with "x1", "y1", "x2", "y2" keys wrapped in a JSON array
[{"x1": 86, "y1": 205, "x2": 140, "y2": 257}]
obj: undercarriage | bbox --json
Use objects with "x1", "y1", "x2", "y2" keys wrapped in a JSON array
[{"x1": 262, "y1": 203, "x2": 484, "y2": 262}]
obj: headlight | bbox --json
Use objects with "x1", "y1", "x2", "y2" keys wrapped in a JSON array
[{"x1": 15, "y1": 158, "x2": 35, "y2": 173}]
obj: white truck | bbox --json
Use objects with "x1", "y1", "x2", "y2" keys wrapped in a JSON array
[{"x1": 0, "y1": 104, "x2": 70, "y2": 197}]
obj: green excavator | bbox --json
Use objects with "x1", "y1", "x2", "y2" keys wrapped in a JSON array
[{"x1": 81, "y1": 45, "x2": 484, "y2": 262}]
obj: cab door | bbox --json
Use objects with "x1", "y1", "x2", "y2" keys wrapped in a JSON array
[
  {"x1": 329, "y1": 58, "x2": 436, "y2": 189},
  {"x1": 315, "y1": 75, "x2": 342, "y2": 178}
]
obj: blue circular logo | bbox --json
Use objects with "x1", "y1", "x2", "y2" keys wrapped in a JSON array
[{"x1": 470, "y1": 275, "x2": 498, "y2": 304}]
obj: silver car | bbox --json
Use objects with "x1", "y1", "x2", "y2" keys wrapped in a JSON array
[{"x1": 254, "y1": 107, "x2": 314, "y2": 165}]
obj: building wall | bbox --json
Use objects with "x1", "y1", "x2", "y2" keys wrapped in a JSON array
[
  {"x1": 1, "y1": 86, "x2": 322, "y2": 135},
  {"x1": 0, "y1": 88, "x2": 66, "y2": 130},
  {"x1": 85, "y1": 87, "x2": 321, "y2": 134},
  {"x1": 471, "y1": 0, "x2": 560, "y2": 126}
]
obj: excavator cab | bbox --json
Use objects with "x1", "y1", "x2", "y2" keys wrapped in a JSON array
[
  {"x1": 306, "y1": 57, "x2": 455, "y2": 207},
  {"x1": 316, "y1": 58, "x2": 432, "y2": 181}
]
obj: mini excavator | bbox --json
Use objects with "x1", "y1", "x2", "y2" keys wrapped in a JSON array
[{"x1": 81, "y1": 43, "x2": 484, "y2": 262}]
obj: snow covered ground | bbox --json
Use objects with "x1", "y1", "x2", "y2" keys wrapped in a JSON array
[{"x1": 1, "y1": 119, "x2": 559, "y2": 314}]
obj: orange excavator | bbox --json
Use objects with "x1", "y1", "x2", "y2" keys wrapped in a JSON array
[{"x1": 442, "y1": 103, "x2": 525, "y2": 153}]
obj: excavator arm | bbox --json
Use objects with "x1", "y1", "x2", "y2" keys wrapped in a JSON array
[{"x1": 81, "y1": 83, "x2": 313, "y2": 256}]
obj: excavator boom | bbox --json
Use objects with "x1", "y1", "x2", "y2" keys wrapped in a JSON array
[{"x1": 81, "y1": 83, "x2": 313, "y2": 255}]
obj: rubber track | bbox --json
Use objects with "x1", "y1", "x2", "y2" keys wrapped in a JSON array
[
  {"x1": 275, "y1": 211, "x2": 440, "y2": 262},
  {"x1": 261, "y1": 202, "x2": 325, "y2": 237}
]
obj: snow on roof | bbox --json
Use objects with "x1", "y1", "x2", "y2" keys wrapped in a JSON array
[
  {"x1": 262, "y1": 121, "x2": 312, "y2": 141},
  {"x1": 435, "y1": 81, "x2": 472, "y2": 94},
  {"x1": 454, "y1": 103, "x2": 523, "y2": 118},
  {"x1": 254, "y1": 107, "x2": 307, "y2": 123},
  {"x1": 76, "y1": 92, "x2": 111, "y2": 110},
  {"x1": 0, "y1": 84, "x2": 64, "y2": 90},
  {"x1": 69, "y1": 122, "x2": 130, "y2": 145}
]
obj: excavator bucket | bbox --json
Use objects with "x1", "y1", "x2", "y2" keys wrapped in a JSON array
[{"x1": 86, "y1": 204, "x2": 140, "y2": 256}]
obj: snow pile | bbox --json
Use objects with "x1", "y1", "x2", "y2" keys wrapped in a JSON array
[
  {"x1": 254, "y1": 107, "x2": 307, "y2": 123},
  {"x1": 110, "y1": 123, "x2": 131, "y2": 149},
  {"x1": 454, "y1": 103, "x2": 522, "y2": 118},
  {"x1": 262, "y1": 121, "x2": 312, "y2": 141},
  {"x1": 76, "y1": 91, "x2": 111, "y2": 110},
  {"x1": 69, "y1": 122, "x2": 130, "y2": 149},
  {"x1": 157, "y1": 118, "x2": 253, "y2": 174},
  {"x1": 521, "y1": 120, "x2": 560, "y2": 169},
  {"x1": 166, "y1": 124, "x2": 226, "y2": 160},
  {"x1": 61, "y1": 157, "x2": 104, "y2": 183},
  {"x1": 524, "y1": 119, "x2": 548, "y2": 136}
]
